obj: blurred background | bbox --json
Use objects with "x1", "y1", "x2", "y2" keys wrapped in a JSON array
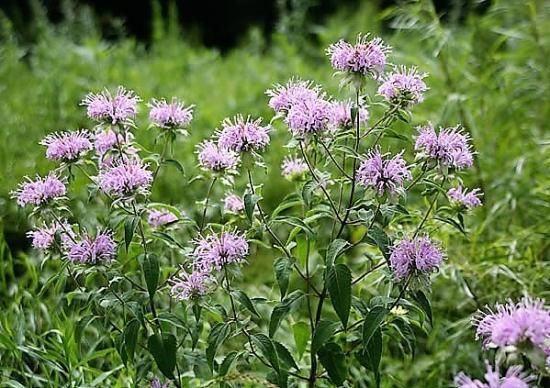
[{"x1": 0, "y1": 0, "x2": 549, "y2": 386}]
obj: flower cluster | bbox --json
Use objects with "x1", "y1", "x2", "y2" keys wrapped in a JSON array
[
  {"x1": 378, "y1": 66, "x2": 428, "y2": 105},
  {"x1": 98, "y1": 159, "x2": 153, "y2": 197},
  {"x1": 281, "y1": 156, "x2": 308, "y2": 180},
  {"x1": 448, "y1": 186, "x2": 483, "y2": 209},
  {"x1": 148, "y1": 209, "x2": 178, "y2": 228},
  {"x1": 81, "y1": 86, "x2": 140, "y2": 125},
  {"x1": 12, "y1": 174, "x2": 66, "y2": 207},
  {"x1": 193, "y1": 231, "x2": 249, "y2": 272},
  {"x1": 27, "y1": 222, "x2": 62, "y2": 250},
  {"x1": 327, "y1": 34, "x2": 390, "y2": 78},
  {"x1": 389, "y1": 237, "x2": 445, "y2": 280},
  {"x1": 196, "y1": 141, "x2": 239, "y2": 172},
  {"x1": 454, "y1": 363, "x2": 533, "y2": 388},
  {"x1": 170, "y1": 270, "x2": 210, "y2": 301},
  {"x1": 328, "y1": 100, "x2": 369, "y2": 131},
  {"x1": 357, "y1": 149, "x2": 411, "y2": 195},
  {"x1": 64, "y1": 230, "x2": 117, "y2": 264},
  {"x1": 149, "y1": 98, "x2": 194, "y2": 128},
  {"x1": 41, "y1": 130, "x2": 92, "y2": 162},
  {"x1": 286, "y1": 97, "x2": 332, "y2": 137},
  {"x1": 223, "y1": 194, "x2": 244, "y2": 213},
  {"x1": 415, "y1": 124, "x2": 474, "y2": 169},
  {"x1": 217, "y1": 115, "x2": 270, "y2": 152},
  {"x1": 266, "y1": 79, "x2": 322, "y2": 114},
  {"x1": 94, "y1": 129, "x2": 134, "y2": 156}
]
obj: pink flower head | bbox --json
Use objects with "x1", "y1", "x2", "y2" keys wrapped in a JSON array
[
  {"x1": 474, "y1": 297, "x2": 550, "y2": 354},
  {"x1": 266, "y1": 78, "x2": 322, "y2": 113},
  {"x1": 170, "y1": 270, "x2": 210, "y2": 301},
  {"x1": 389, "y1": 237, "x2": 445, "y2": 280},
  {"x1": 326, "y1": 34, "x2": 390, "y2": 78},
  {"x1": 196, "y1": 140, "x2": 239, "y2": 172},
  {"x1": 448, "y1": 186, "x2": 483, "y2": 209},
  {"x1": 12, "y1": 174, "x2": 66, "y2": 207},
  {"x1": 378, "y1": 66, "x2": 428, "y2": 104},
  {"x1": 148, "y1": 98, "x2": 194, "y2": 128},
  {"x1": 286, "y1": 97, "x2": 332, "y2": 137},
  {"x1": 94, "y1": 129, "x2": 134, "y2": 156},
  {"x1": 27, "y1": 222, "x2": 63, "y2": 250},
  {"x1": 415, "y1": 124, "x2": 474, "y2": 169},
  {"x1": 281, "y1": 156, "x2": 308, "y2": 180},
  {"x1": 223, "y1": 194, "x2": 244, "y2": 213},
  {"x1": 357, "y1": 149, "x2": 411, "y2": 196},
  {"x1": 193, "y1": 231, "x2": 249, "y2": 272},
  {"x1": 148, "y1": 209, "x2": 178, "y2": 228},
  {"x1": 81, "y1": 86, "x2": 140, "y2": 125},
  {"x1": 217, "y1": 115, "x2": 270, "y2": 152},
  {"x1": 328, "y1": 100, "x2": 369, "y2": 131},
  {"x1": 65, "y1": 230, "x2": 117, "y2": 264},
  {"x1": 454, "y1": 362, "x2": 534, "y2": 388},
  {"x1": 40, "y1": 130, "x2": 92, "y2": 161},
  {"x1": 98, "y1": 159, "x2": 153, "y2": 197}
]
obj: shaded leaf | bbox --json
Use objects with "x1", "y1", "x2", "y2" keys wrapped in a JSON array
[
  {"x1": 312, "y1": 320, "x2": 338, "y2": 354},
  {"x1": 363, "y1": 306, "x2": 388, "y2": 347},
  {"x1": 318, "y1": 342, "x2": 347, "y2": 386},
  {"x1": 148, "y1": 333, "x2": 176, "y2": 378},
  {"x1": 327, "y1": 264, "x2": 352, "y2": 327}
]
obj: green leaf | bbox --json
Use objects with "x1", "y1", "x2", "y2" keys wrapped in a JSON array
[
  {"x1": 124, "y1": 216, "x2": 139, "y2": 252},
  {"x1": 365, "y1": 225, "x2": 390, "y2": 259},
  {"x1": 274, "y1": 341, "x2": 299, "y2": 370},
  {"x1": 327, "y1": 264, "x2": 352, "y2": 327},
  {"x1": 252, "y1": 333, "x2": 280, "y2": 373},
  {"x1": 206, "y1": 322, "x2": 231, "y2": 370},
  {"x1": 147, "y1": 333, "x2": 176, "y2": 378},
  {"x1": 356, "y1": 328, "x2": 382, "y2": 387},
  {"x1": 269, "y1": 291, "x2": 303, "y2": 337},
  {"x1": 325, "y1": 239, "x2": 349, "y2": 267},
  {"x1": 244, "y1": 192, "x2": 260, "y2": 223},
  {"x1": 273, "y1": 216, "x2": 314, "y2": 237},
  {"x1": 312, "y1": 320, "x2": 338, "y2": 354},
  {"x1": 233, "y1": 290, "x2": 260, "y2": 318},
  {"x1": 273, "y1": 257, "x2": 292, "y2": 299},
  {"x1": 123, "y1": 319, "x2": 140, "y2": 362},
  {"x1": 413, "y1": 290, "x2": 432, "y2": 324},
  {"x1": 318, "y1": 342, "x2": 347, "y2": 385},
  {"x1": 292, "y1": 322, "x2": 309, "y2": 359},
  {"x1": 164, "y1": 158, "x2": 185, "y2": 176},
  {"x1": 143, "y1": 253, "x2": 160, "y2": 298},
  {"x1": 219, "y1": 351, "x2": 239, "y2": 376},
  {"x1": 363, "y1": 306, "x2": 388, "y2": 347},
  {"x1": 434, "y1": 215, "x2": 468, "y2": 236}
]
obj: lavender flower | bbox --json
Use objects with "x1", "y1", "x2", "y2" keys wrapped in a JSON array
[
  {"x1": 65, "y1": 230, "x2": 117, "y2": 264},
  {"x1": 415, "y1": 124, "x2": 474, "y2": 169},
  {"x1": 474, "y1": 298, "x2": 550, "y2": 356},
  {"x1": 281, "y1": 156, "x2": 308, "y2": 180},
  {"x1": 148, "y1": 209, "x2": 178, "y2": 228},
  {"x1": 286, "y1": 97, "x2": 332, "y2": 137},
  {"x1": 357, "y1": 149, "x2": 411, "y2": 195},
  {"x1": 448, "y1": 186, "x2": 483, "y2": 209},
  {"x1": 40, "y1": 130, "x2": 92, "y2": 161},
  {"x1": 27, "y1": 223, "x2": 62, "y2": 250},
  {"x1": 148, "y1": 98, "x2": 193, "y2": 128},
  {"x1": 454, "y1": 363, "x2": 534, "y2": 388},
  {"x1": 326, "y1": 34, "x2": 390, "y2": 78},
  {"x1": 94, "y1": 129, "x2": 134, "y2": 156},
  {"x1": 328, "y1": 100, "x2": 369, "y2": 131},
  {"x1": 98, "y1": 159, "x2": 153, "y2": 197},
  {"x1": 196, "y1": 140, "x2": 239, "y2": 172},
  {"x1": 170, "y1": 270, "x2": 210, "y2": 301},
  {"x1": 217, "y1": 115, "x2": 270, "y2": 152},
  {"x1": 193, "y1": 231, "x2": 249, "y2": 272},
  {"x1": 224, "y1": 194, "x2": 244, "y2": 213},
  {"x1": 266, "y1": 79, "x2": 322, "y2": 114},
  {"x1": 378, "y1": 66, "x2": 428, "y2": 105},
  {"x1": 389, "y1": 237, "x2": 445, "y2": 280},
  {"x1": 12, "y1": 174, "x2": 66, "y2": 207},
  {"x1": 81, "y1": 86, "x2": 140, "y2": 125}
]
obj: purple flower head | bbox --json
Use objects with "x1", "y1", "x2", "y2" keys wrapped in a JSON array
[
  {"x1": 196, "y1": 140, "x2": 239, "y2": 172},
  {"x1": 266, "y1": 79, "x2": 322, "y2": 113},
  {"x1": 170, "y1": 270, "x2": 210, "y2": 301},
  {"x1": 448, "y1": 186, "x2": 483, "y2": 209},
  {"x1": 94, "y1": 129, "x2": 134, "y2": 156},
  {"x1": 12, "y1": 174, "x2": 66, "y2": 207},
  {"x1": 81, "y1": 86, "x2": 140, "y2": 125},
  {"x1": 193, "y1": 231, "x2": 249, "y2": 272},
  {"x1": 286, "y1": 97, "x2": 332, "y2": 137},
  {"x1": 148, "y1": 98, "x2": 194, "y2": 128},
  {"x1": 474, "y1": 297, "x2": 550, "y2": 354},
  {"x1": 148, "y1": 209, "x2": 178, "y2": 228},
  {"x1": 217, "y1": 115, "x2": 270, "y2": 152},
  {"x1": 415, "y1": 124, "x2": 474, "y2": 169},
  {"x1": 224, "y1": 194, "x2": 244, "y2": 213},
  {"x1": 27, "y1": 222, "x2": 64, "y2": 250},
  {"x1": 378, "y1": 66, "x2": 428, "y2": 105},
  {"x1": 389, "y1": 237, "x2": 445, "y2": 280},
  {"x1": 98, "y1": 159, "x2": 153, "y2": 197},
  {"x1": 281, "y1": 156, "x2": 308, "y2": 181},
  {"x1": 65, "y1": 230, "x2": 117, "y2": 264},
  {"x1": 328, "y1": 100, "x2": 369, "y2": 131},
  {"x1": 326, "y1": 34, "x2": 390, "y2": 78},
  {"x1": 357, "y1": 149, "x2": 411, "y2": 196},
  {"x1": 454, "y1": 363, "x2": 534, "y2": 388},
  {"x1": 40, "y1": 130, "x2": 92, "y2": 161}
]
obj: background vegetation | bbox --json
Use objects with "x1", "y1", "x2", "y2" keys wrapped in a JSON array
[{"x1": 0, "y1": 0, "x2": 549, "y2": 386}]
